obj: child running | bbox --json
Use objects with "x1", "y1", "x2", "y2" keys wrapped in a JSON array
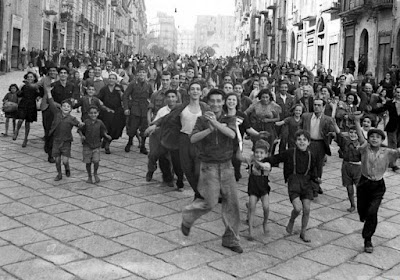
[
  {"x1": 354, "y1": 114, "x2": 400, "y2": 253},
  {"x1": 332, "y1": 123, "x2": 361, "y2": 212},
  {"x1": 47, "y1": 87, "x2": 83, "y2": 181},
  {"x1": 239, "y1": 139, "x2": 271, "y2": 240},
  {"x1": 267, "y1": 130, "x2": 318, "y2": 242},
  {"x1": 2, "y1": 84, "x2": 19, "y2": 136},
  {"x1": 78, "y1": 106, "x2": 111, "y2": 184},
  {"x1": 75, "y1": 84, "x2": 114, "y2": 121}
]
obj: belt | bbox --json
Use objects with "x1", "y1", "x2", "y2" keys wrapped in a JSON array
[{"x1": 311, "y1": 139, "x2": 323, "y2": 142}]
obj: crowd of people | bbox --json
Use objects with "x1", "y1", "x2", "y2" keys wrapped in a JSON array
[{"x1": 3, "y1": 50, "x2": 400, "y2": 255}]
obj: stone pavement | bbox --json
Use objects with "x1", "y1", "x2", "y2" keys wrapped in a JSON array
[{"x1": 1, "y1": 71, "x2": 400, "y2": 279}]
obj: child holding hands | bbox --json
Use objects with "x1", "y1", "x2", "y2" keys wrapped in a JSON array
[
  {"x1": 239, "y1": 139, "x2": 272, "y2": 240},
  {"x1": 78, "y1": 106, "x2": 111, "y2": 184}
]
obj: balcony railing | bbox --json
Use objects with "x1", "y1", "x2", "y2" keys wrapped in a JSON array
[
  {"x1": 339, "y1": 0, "x2": 368, "y2": 16},
  {"x1": 321, "y1": 1, "x2": 340, "y2": 13},
  {"x1": 372, "y1": 0, "x2": 393, "y2": 9}
]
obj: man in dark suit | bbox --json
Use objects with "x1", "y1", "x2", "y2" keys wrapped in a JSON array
[
  {"x1": 301, "y1": 98, "x2": 336, "y2": 196},
  {"x1": 276, "y1": 81, "x2": 295, "y2": 153}
]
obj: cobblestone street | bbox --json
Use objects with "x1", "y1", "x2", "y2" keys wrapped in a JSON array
[{"x1": 1, "y1": 71, "x2": 400, "y2": 279}]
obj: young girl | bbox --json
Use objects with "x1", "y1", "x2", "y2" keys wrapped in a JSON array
[
  {"x1": 2, "y1": 84, "x2": 19, "y2": 136},
  {"x1": 239, "y1": 139, "x2": 272, "y2": 240},
  {"x1": 275, "y1": 104, "x2": 303, "y2": 149}
]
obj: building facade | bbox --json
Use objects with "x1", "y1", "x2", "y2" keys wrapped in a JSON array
[
  {"x1": 147, "y1": 12, "x2": 178, "y2": 53},
  {"x1": 194, "y1": 15, "x2": 235, "y2": 56},
  {"x1": 0, "y1": 0, "x2": 30, "y2": 71},
  {"x1": 177, "y1": 30, "x2": 195, "y2": 55},
  {"x1": 0, "y1": 0, "x2": 147, "y2": 72},
  {"x1": 234, "y1": 0, "x2": 396, "y2": 79}
]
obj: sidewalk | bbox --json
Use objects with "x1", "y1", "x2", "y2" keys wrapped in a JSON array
[{"x1": 0, "y1": 115, "x2": 400, "y2": 279}]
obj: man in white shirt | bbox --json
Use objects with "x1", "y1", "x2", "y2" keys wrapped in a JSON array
[
  {"x1": 145, "y1": 90, "x2": 184, "y2": 190},
  {"x1": 344, "y1": 68, "x2": 355, "y2": 86}
]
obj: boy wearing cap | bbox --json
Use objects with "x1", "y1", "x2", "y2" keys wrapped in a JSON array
[{"x1": 354, "y1": 114, "x2": 400, "y2": 253}]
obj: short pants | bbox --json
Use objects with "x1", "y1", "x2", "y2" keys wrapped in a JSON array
[
  {"x1": 341, "y1": 161, "x2": 361, "y2": 187},
  {"x1": 82, "y1": 146, "x2": 100, "y2": 164},
  {"x1": 52, "y1": 141, "x2": 71, "y2": 158},
  {"x1": 287, "y1": 174, "x2": 313, "y2": 202}
]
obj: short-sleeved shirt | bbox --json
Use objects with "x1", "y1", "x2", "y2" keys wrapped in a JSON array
[
  {"x1": 359, "y1": 144, "x2": 400, "y2": 181},
  {"x1": 79, "y1": 119, "x2": 107, "y2": 149},
  {"x1": 192, "y1": 114, "x2": 236, "y2": 163}
]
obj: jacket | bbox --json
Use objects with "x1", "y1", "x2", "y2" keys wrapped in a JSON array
[
  {"x1": 155, "y1": 101, "x2": 209, "y2": 150},
  {"x1": 300, "y1": 112, "x2": 335, "y2": 156}
]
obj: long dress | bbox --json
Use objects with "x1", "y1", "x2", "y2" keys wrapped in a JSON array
[
  {"x1": 17, "y1": 85, "x2": 42, "y2": 122},
  {"x1": 97, "y1": 85, "x2": 125, "y2": 140}
]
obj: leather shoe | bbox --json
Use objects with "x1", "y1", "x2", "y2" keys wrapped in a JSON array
[
  {"x1": 140, "y1": 147, "x2": 148, "y2": 155},
  {"x1": 181, "y1": 223, "x2": 191, "y2": 236},
  {"x1": 364, "y1": 240, "x2": 373, "y2": 253},
  {"x1": 222, "y1": 244, "x2": 243, "y2": 253},
  {"x1": 146, "y1": 171, "x2": 153, "y2": 182},
  {"x1": 48, "y1": 156, "x2": 55, "y2": 163},
  {"x1": 125, "y1": 144, "x2": 131, "y2": 153}
]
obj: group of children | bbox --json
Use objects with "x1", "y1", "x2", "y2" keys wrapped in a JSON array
[{"x1": 242, "y1": 111, "x2": 399, "y2": 253}]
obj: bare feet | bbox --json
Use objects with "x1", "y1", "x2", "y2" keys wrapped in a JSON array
[
  {"x1": 347, "y1": 206, "x2": 355, "y2": 213},
  {"x1": 1, "y1": 133, "x2": 8, "y2": 137},
  {"x1": 86, "y1": 176, "x2": 93, "y2": 184},
  {"x1": 300, "y1": 232, "x2": 311, "y2": 243},
  {"x1": 286, "y1": 219, "x2": 294, "y2": 234},
  {"x1": 94, "y1": 175, "x2": 100, "y2": 184}
]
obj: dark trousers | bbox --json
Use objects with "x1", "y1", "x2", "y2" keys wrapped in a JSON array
[
  {"x1": 357, "y1": 175, "x2": 386, "y2": 241},
  {"x1": 42, "y1": 108, "x2": 54, "y2": 156},
  {"x1": 278, "y1": 125, "x2": 289, "y2": 154},
  {"x1": 148, "y1": 130, "x2": 183, "y2": 183},
  {"x1": 310, "y1": 140, "x2": 326, "y2": 193},
  {"x1": 179, "y1": 133, "x2": 201, "y2": 198},
  {"x1": 231, "y1": 147, "x2": 241, "y2": 179}
]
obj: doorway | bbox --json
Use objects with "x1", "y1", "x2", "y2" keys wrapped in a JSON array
[
  {"x1": 358, "y1": 29, "x2": 368, "y2": 75},
  {"x1": 11, "y1": 28, "x2": 21, "y2": 69}
]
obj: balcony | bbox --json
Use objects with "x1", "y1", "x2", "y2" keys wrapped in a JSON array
[
  {"x1": 372, "y1": 0, "x2": 393, "y2": 9},
  {"x1": 293, "y1": 10, "x2": 302, "y2": 26},
  {"x1": 321, "y1": 1, "x2": 340, "y2": 13},
  {"x1": 339, "y1": 0, "x2": 369, "y2": 17},
  {"x1": 266, "y1": 0, "x2": 277, "y2": 9}
]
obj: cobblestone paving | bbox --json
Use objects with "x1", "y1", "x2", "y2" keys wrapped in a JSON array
[{"x1": 1, "y1": 70, "x2": 400, "y2": 279}]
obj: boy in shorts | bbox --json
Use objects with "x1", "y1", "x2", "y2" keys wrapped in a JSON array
[
  {"x1": 78, "y1": 106, "x2": 111, "y2": 184},
  {"x1": 75, "y1": 84, "x2": 114, "y2": 121},
  {"x1": 47, "y1": 87, "x2": 83, "y2": 181},
  {"x1": 354, "y1": 114, "x2": 400, "y2": 253},
  {"x1": 267, "y1": 130, "x2": 318, "y2": 242},
  {"x1": 332, "y1": 123, "x2": 361, "y2": 212}
]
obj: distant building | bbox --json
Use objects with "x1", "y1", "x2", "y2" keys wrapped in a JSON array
[
  {"x1": 194, "y1": 15, "x2": 235, "y2": 56},
  {"x1": 177, "y1": 30, "x2": 195, "y2": 55},
  {"x1": 147, "y1": 12, "x2": 178, "y2": 53}
]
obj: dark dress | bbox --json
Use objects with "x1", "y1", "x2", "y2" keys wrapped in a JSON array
[
  {"x1": 17, "y1": 85, "x2": 42, "y2": 122},
  {"x1": 97, "y1": 86, "x2": 125, "y2": 140}
]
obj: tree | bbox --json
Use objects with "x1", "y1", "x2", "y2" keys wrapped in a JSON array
[
  {"x1": 148, "y1": 44, "x2": 170, "y2": 58},
  {"x1": 198, "y1": 46, "x2": 216, "y2": 57}
]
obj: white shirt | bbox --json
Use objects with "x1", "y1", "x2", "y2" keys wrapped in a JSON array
[
  {"x1": 279, "y1": 93, "x2": 287, "y2": 104},
  {"x1": 153, "y1": 105, "x2": 171, "y2": 122},
  {"x1": 344, "y1": 73, "x2": 355, "y2": 85},
  {"x1": 180, "y1": 106, "x2": 202, "y2": 135},
  {"x1": 310, "y1": 113, "x2": 322, "y2": 140}
]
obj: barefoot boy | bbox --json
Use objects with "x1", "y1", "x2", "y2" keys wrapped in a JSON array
[{"x1": 267, "y1": 130, "x2": 318, "y2": 242}]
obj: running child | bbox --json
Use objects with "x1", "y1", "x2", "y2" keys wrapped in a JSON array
[
  {"x1": 354, "y1": 114, "x2": 400, "y2": 253},
  {"x1": 238, "y1": 139, "x2": 271, "y2": 240},
  {"x1": 332, "y1": 123, "x2": 361, "y2": 212},
  {"x1": 275, "y1": 104, "x2": 303, "y2": 148},
  {"x1": 2, "y1": 84, "x2": 19, "y2": 136},
  {"x1": 78, "y1": 106, "x2": 111, "y2": 184},
  {"x1": 267, "y1": 130, "x2": 318, "y2": 242},
  {"x1": 47, "y1": 87, "x2": 83, "y2": 181}
]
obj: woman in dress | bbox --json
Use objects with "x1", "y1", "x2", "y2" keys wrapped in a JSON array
[
  {"x1": 245, "y1": 89, "x2": 281, "y2": 154},
  {"x1": 333, "y1": 74, "x2": 351, "y2": 100},
  {"x1": 13, "y1": 72, "x2": 43, "y2": 147},
  {"x1": 20, "y1": 47, "x2": 28, "y2": 70},
  {"x1": 97, "y1": 73, "x2": 125, "y2": 154},
  {"x1": 377, "y1": 72, "x2": 396, "y2": 99}
]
